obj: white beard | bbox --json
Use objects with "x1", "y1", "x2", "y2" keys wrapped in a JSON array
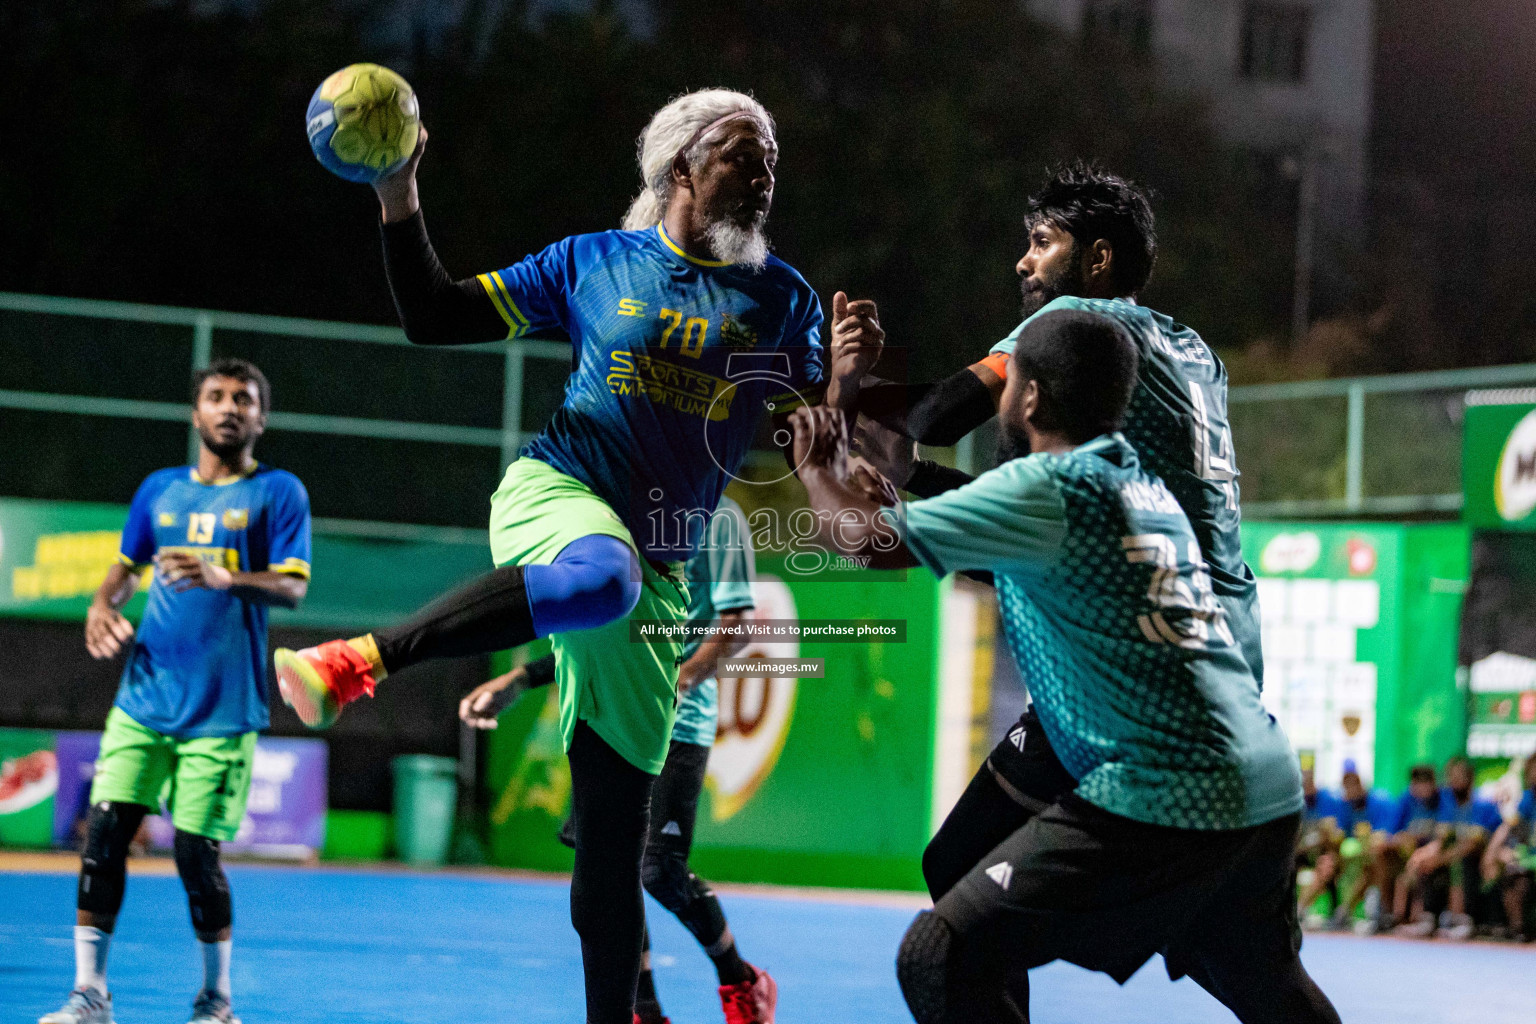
[{"x1": 704, "y1": 216, "x2": 770, "y2": 271}]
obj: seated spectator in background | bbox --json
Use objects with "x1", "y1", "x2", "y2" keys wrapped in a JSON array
[
  {"x1": 1481, "y1": 757, "x2": 1536, "y2": 941},
  {"x1": 1321, "y1": 763, "x2": 1399, "y2": 932},
  {"x1": 1387, "y1": 764, "x2": 1445, "y2": 934},
  {"x1": 1395, "y1": 757, "x2": 1501, "y2": 939},
  {"x1": 1297, "y1": 767, "x2": 1346, "y2": 926}
]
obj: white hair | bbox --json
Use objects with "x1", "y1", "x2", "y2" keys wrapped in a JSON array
[{"x1": 622, "y1": 88, "x2": 775, "y2": 232}]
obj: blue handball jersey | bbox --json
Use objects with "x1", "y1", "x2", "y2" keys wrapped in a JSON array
[
  {"x1": 1437, "y1": 788, "x2": 1504, "y2": 842},
  {"x1": 477, "y1": 225, "x2": 824, "y2": 561},
  {"x1": 1328, "y1": 790, "x2": 1400, "y2": 835},
  {"x1": 114, "y1": 464, "x2": 311, "y2": 738},
  {"x1": 890, "y1": 435, "x2": 1302, "y2": 830},
  {"x1": 1389, "y1": 792, "x2": 1442, "y2": 844}
]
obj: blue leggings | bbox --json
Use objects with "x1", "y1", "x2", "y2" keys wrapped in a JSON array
[{"x1": 525, "y1": 534, "x2": 643, "y2": 637}]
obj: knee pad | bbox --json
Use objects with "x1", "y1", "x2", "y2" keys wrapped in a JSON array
[
  {"x1": 640, "y1": 847, "x2": 695, "y2": 913},
  {"x1": 173, "y1": 830, "x2": 232, "y2": 935},
  {"x1": 897, "y1": 911, "x2": 956, "y2": 1024},
  {"x1": 526, "y1": 535, "x2": 643, "y2": 635},
  {"x1": 78, "y1": 802, "x2": 145, "y2": 917}
]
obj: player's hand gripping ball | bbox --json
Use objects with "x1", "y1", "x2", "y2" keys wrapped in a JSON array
[{"x1": 306, "y1": 63, "x2": 420, "y2": 183}]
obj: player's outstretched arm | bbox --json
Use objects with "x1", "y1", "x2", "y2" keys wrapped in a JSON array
[
  {"x1": 853, "y1": 415, "x2": 979, "y2": 500},
  {"x1": 459, "y1": 653, "x2": 558, "y2": 728},
  {"x1": 855, "y1": 362, "x2": 1002, "y2": 447},
  {"x1": 85, "y1": 562, "x2": 140, "y2": 659},
  {"x1": 371, "y1": 126, "x2": 510, "y2": 346},
  {"x1": 676, "y1": 610, "x2": 750, "y2": 695},
  {"x1": 790, "y1": 406, "x2": 916, "y2": 570},
  {"x1": 155, "y1": 552, "x2": 307, "y2": 608}
]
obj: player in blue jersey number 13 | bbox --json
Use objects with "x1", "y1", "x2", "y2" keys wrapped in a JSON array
[
  {"x1": 41, "y1": 360, "x2": 312, "y2": 1024},
  {"x1": 276, "y1": 89, "x2": 881, "y2": 1024},
  {"x1": 792, "y1": 311, "x2": 1337, "y2": 1024}
]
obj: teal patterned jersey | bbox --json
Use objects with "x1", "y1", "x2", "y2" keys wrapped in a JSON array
[
  {"x1": 894, "y1": 435, "x2": 1302, "y2": 830},
  {"x1": 991, "y1": 297, "x2": 1248, "y2": 595},
  {"x1": 671, "y1": 496, "x2": 756, "y2": 748}
]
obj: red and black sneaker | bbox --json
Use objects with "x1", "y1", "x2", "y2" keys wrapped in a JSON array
[
  {"x1": 719, "y1": 965, "x2": 777, "y2": 1024},
  {"x1": 274, "y1": 640, "x2": 378, "y2": 729}
]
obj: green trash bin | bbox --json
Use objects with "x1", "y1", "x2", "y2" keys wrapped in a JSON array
[{"x1": 391, "y1": 755, "x2": 458, "y2": 866}]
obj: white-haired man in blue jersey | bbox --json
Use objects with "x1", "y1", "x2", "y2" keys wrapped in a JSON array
[{"x1": 278, "y1": 89, "x2": 883, "y2": 1024}]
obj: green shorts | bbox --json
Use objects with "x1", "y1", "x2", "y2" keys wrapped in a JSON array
[
  {"x1": 89, "y1": 707, "x2": 256, "y2": 842},
  {"x1": 490, "y1": 458, "x2": 688, "y2": 775}
]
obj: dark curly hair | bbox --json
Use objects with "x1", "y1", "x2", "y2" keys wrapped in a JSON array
[{"x1": 1027, "y1": 161, "x2": 1157, "y2": 296}]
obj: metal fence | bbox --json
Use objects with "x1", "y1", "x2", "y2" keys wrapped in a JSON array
[
  {"x1": 7, "y1": 290, "x2": 1536, "y2": 526},
  {"x1": 1227, "y1": 366, "x2": 1536, "y2": 519},
  {"x1": 0, "y1": 291, "x2": 571, "y2": 545}
]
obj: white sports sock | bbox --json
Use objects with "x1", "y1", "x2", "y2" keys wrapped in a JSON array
[
  {"x1": 200, "y1": 939, "x2": 233, "y2": 1000},
  {"x1": 73, "y1": 925, "x2": 111, "y2": 996}
]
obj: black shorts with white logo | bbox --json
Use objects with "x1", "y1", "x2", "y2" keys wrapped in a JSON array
[
  {"x1": 936, "y1": 792, "x2": 1304, "y2": 985},
  {"x1": 921, "y1": 706, "x2": 1078, "y2": 902},
  {"x1": 987, "y1": 705, "x2": 1077, "y2": 810}
]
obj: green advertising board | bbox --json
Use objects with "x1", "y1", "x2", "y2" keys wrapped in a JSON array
[
  {"x1": 0, "y1": 496, "x2": 490, "y2": 629},
  {"x1": 1458, "y1": 395, "x2": 1536, "y2": 766},
  {"x1": 1463, "y1": 393, "x2": 1536, "y2": 530},
  {"x1": 484, "y1": 559, "x2": 947, "y2": 891},
  {"x1": 1241, "y1": 521, "x2": 1468, "y2": 791},
  {"x1": 0, "y1": 729, "x2": 58, "y2": 848}
]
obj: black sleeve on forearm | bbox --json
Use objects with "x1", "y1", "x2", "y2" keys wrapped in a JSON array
[
  {"x1": 856, "y1": 369, "x2": 995, "y2": 446},
  {"x1": 524, "y1": 652, "x2": 558, "y2": 689},
  {"x1": 906, "y1": 459, "x2": 976, "y2": 498},
  {"x1": 380, "y1": 210, "x2": 510, "y2": 345},
  {"x1": 899, "y1": 462, "x2": 993, "y2": 587}
]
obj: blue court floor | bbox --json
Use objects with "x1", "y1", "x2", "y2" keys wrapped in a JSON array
[{"x1": 2, "y1": 861, "x2": 1534, "y2": 1023}]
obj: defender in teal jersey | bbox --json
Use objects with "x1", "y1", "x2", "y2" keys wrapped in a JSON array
[
  {"x1": 850, "y1": 163, "x2": 1268, "y2": 907},
  {"x1": 42, "y1": 360, "x2": 310, "y2": 1024},
  {"x1": 793, "y1": 311, "x2": 1334, "y2": 1024},
  {"x1": 460, "y1": 496, "x2": 768, "y2": 1024}
]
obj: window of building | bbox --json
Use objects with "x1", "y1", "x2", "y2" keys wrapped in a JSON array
[
  {"x1": 1241, "y1": 2, "x2": 1311, "y2": 83},
  {"x1": 1083, "y1": 0, "x2": 1154, "y2": 53}
]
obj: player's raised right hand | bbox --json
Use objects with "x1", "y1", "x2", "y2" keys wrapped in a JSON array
[
  {"x1": 85, "y1": 603, "x2": 135, "y2": 660},
  {"x1": 374, "y1": 124, "x2": 428, "y2": 224}
]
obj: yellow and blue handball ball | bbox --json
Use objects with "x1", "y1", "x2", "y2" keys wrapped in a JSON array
[{"x1": 306, "y1": 63, "x2": 420, "y2": 184}]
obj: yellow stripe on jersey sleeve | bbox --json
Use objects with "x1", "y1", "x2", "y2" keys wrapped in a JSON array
[
  {"x1": 476, "y1": 272, "x2": 531, "y2": 339},
  {"x1": 269, "y1": 557, "x2": 312, "y2": 580},
  {"x1": 477, "y1": 273, "x2": 522, "y2": 339}
]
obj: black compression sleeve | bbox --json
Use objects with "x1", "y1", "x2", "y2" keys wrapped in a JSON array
[
  {"x1": 379, "y1": 210, "x2": 510, "y2": 345},
  {"x1": 856, "y1": 370, "x2": 995, "y2": 446},
  {"x1": 906, "y1": 460, "x2": 976, "y2": 498},
  {"x1": 524, "y1": 652, "x2": 557, "y2": 689}
]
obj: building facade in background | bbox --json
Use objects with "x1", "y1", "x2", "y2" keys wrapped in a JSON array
[{"x1": 1026, "y1": 0, "x2": 1374, "y2": 244}]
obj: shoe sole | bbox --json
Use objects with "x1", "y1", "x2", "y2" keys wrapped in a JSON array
[{"x1": 274, "y1": 649, "x2": 338, "y2": 729}]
